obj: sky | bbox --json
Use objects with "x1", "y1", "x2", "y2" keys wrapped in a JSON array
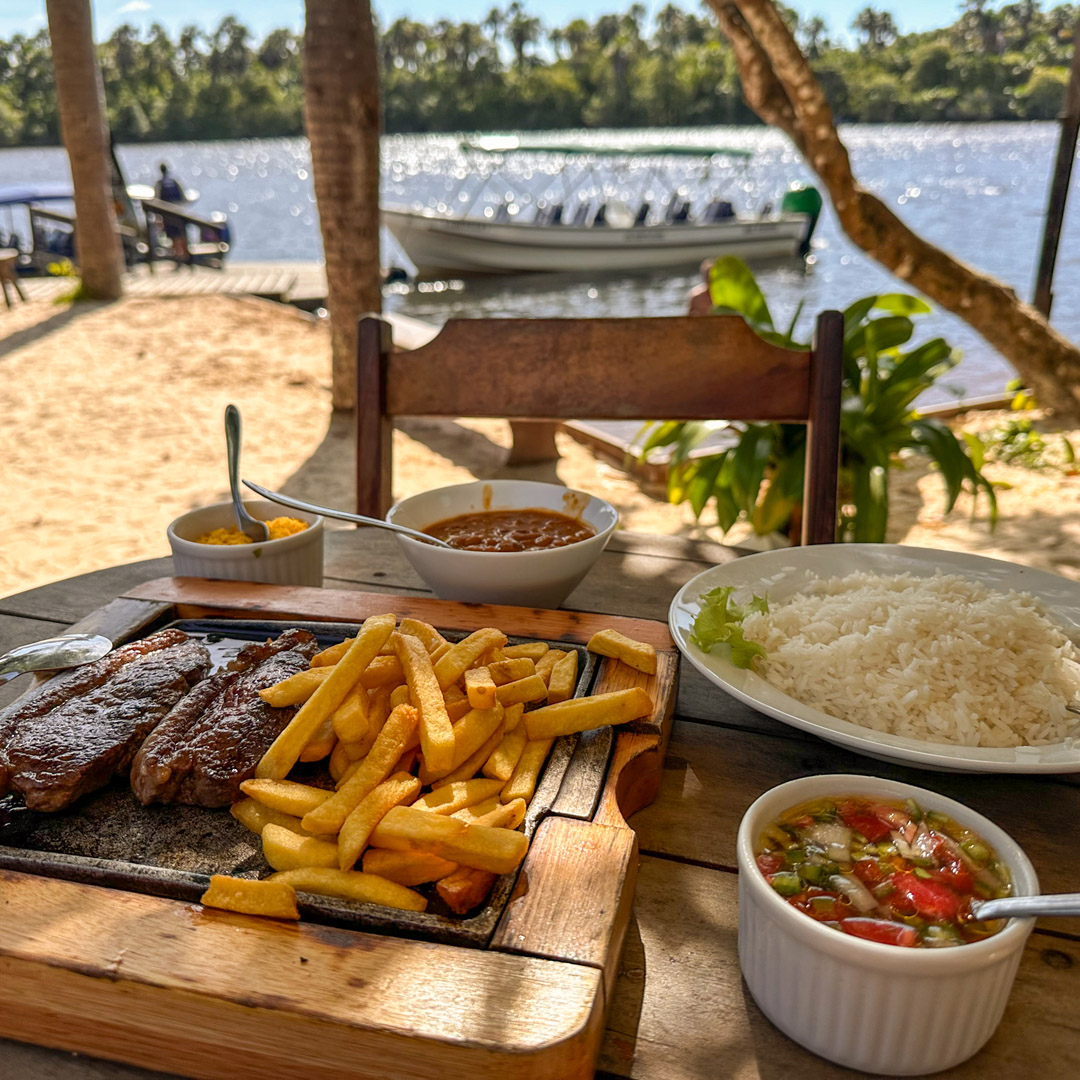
[{"x1": 3, "y1": 0, "x2": 970, "y2": 45}]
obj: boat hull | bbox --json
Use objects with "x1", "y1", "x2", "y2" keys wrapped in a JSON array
[{"x1": 382, "y1": 208, "x2": 808, "y2": 277}]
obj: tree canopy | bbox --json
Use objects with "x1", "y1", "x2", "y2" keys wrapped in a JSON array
[{"x1": 2, "y1": 1, "x2": 1078, "y2": 146}]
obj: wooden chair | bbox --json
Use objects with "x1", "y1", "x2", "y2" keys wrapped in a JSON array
[
  {"x1": 0, "y1": 249, "x2": 27, "y2": 308},
  {"x1": 356, "y1": 312, "x2": 845, "y2": 545}
]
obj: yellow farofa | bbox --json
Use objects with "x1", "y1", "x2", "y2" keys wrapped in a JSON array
[{"x1": 197, "y1": 517, "x2": 309, "y2": 545}]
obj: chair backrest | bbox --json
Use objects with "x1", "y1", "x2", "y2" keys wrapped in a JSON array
[{"x1": 357, "y1": 312, "x2": 845, "y2": 545}]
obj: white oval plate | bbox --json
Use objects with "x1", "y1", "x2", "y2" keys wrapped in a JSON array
[{"x1": 668, "y1": 544, "x2": 1080, "y2": 773}]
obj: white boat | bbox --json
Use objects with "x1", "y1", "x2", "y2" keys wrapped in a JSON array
[{"x1": 382, "y1": 138, "x2": 822, "y2": 278}]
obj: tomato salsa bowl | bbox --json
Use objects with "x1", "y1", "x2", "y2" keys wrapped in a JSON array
[
  {"x1": 387, "y1": 480, "x2": 618, "y2": 608},
  {"x1": 736, "y1": 774, "x2": 1038, "y2": 1076}
]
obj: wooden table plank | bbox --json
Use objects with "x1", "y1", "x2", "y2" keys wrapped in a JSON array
[{"x1": 598, "y1": 857, "x2": 1080, "y2": 1080}]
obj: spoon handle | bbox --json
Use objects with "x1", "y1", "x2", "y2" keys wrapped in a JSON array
[
  {"x1": 241, "y1": 481, "x2": 454, "y2": 548},
  {"x1": 972, "y1": 893, "x2": 1080, "y2": 920},
  {"x1": 224, "y1": 405, "x2": 246, "y2": 527}
]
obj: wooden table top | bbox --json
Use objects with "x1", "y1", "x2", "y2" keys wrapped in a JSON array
[{"x1": 1, "y1": 529, "x2": 1078, "y2": 1080}]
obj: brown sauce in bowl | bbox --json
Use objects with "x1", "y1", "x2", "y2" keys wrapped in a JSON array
[{"x1": 423, "y1": 508, "x2": 597, "y2": 552}]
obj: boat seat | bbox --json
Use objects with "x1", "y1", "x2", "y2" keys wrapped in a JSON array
[
  {"x1": 493, "y1": 204, "x2": 511, "y2": 223},
  {"x1": 668, "y1": 200, "x2": 692, "y2": 225},
  {"x1": 592, "y1": 204, "x2": 608, "y2": 227},
  {"x1": 570, "y1": 203, "x2": 590, "y2": 226},
  {"x1": 549, "y1": 204, "x2": 564, "y2": 226},
  {"x1": 703, "y1": 199, "x2": 735, "y2": 223},
  {"x1": 633, "y1": 203, "x2": 650, "y2": 226},
  {"x1": 356, "y1": 312, "x2": 845, "y2": 546}
]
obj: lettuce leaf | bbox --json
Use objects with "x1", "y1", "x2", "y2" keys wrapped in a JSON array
[{"x1": 689, "y1": 586, "x2": 769, "y2": 669}]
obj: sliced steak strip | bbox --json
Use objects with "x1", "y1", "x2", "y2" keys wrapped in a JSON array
[
  {"x1": 0, "y1": 628, "x2": 195, "y2": 798},
  {"x1": 4, "y1": 634, "x2": 211, "y2": 812},
  {"x1": 131, "y1": 628, "x2": 318, "y2": 808}
]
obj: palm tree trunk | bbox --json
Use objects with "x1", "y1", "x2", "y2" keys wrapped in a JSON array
[
  {"x1": 708, "y1": 0, "x2": 1080, "y2": 425},
  {"x1": 304, "y1": 0, "x2": 382, "y2": 411},
  {"x1": 45, "y1": 0, "x2": 124, "y2": 301}
]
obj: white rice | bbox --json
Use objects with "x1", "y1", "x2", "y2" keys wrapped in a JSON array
[{"x1": 741, "y1": 571, "x2": 1080, "y2": 748}]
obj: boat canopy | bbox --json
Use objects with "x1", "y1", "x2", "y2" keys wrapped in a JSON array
[
  {"x1": 0, "y1": 182, "x2": 74, "y2": 206},
  {"x1": 461, "y1": 136, "x2": 753, "y2": 159}
]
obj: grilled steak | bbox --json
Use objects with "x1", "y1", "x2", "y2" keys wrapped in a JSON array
[
  {"x1": 1, "y1": 630, "x2": 211, "y2": 812},
  {"x1": 130, "y1": 628, "x2": 318, "y2": 808}
]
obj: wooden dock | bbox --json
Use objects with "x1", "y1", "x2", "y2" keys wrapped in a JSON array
[{"x1": 18, "y1": 261, "x2": 329, "y2": 307}]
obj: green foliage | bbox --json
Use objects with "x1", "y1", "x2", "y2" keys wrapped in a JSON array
[
  {"x1": 3, "y1": 1, "x2": 1079, "y2": 144},
  {"x1": 638, "y1": 259, "x2": 998, "y2": 544}
]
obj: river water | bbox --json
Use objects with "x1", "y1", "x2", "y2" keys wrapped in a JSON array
[{"x1": 3, "y1": 123, "x2": 1077, "y2": 404}]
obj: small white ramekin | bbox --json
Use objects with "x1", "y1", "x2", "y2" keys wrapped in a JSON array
[
  {"x1": 387, "y1": 480, "x2": 618, "y2": 608},
  {"x1": 167, "y1": 499, "x2": 324, "y2": 587},
  {"x1": 737, "y1": 774, "x2": 1038, "y2": 1076}
]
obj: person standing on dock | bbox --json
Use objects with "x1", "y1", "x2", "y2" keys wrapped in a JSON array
[{"x1": 155, "y1": 162, "x2": 190, "y2": 265}]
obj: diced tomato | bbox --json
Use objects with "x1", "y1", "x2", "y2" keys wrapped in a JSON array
[
  {"x1": 890, "y1": 872, "x2": 961, "y2": 922},
  {"x1": 837, "y1": 801, "x2": 893, "y2": 842},
  {"x1": 756, "y1": 853, "x2": 786, "y2": 876},
  {"x1": 839, "y1": 918, "x2": 920, "y2": 948},
  {"x1": 852, "y1": 858, "x2": 886, "y2": 887},
  {"x1": 930, "y1": 835, "x2": 975, "y2": 893}
]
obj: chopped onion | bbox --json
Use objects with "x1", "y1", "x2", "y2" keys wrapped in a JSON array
[
  {"x1": 830, "y1": 873, "x2": 879, "y2": 914},
  {"x1": 807, "y1": 822, "x2": 852, "y2": 863}
]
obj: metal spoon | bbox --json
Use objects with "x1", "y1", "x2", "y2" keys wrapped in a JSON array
[
  {"x1": 242, "y1": 480, "x2": 455, "y2": 548},
  {"x1": 225, "y1": 405, "x2": 270, "y2": 542},
  {"x1": 971, "y1": 893, "x2": 1080, "y2": 921},
  {"x1": 0, "y1": 633, "x2": 114, "y2": 685}
]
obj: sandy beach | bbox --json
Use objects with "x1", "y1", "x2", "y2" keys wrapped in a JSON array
[{"x1": 1, "y1": 294, "x2": 1077, "y2": 599}]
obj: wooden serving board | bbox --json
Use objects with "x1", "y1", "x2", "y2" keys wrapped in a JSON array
[{"x1": 0, "y1": 578, "x2": 679, "y2": 1080}]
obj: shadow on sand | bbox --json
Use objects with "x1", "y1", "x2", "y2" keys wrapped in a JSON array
[{"x1": 0, "y1": 300, "x2": 113, "y2": 361}]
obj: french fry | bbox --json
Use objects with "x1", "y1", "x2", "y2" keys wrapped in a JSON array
[
  {"x1": 361, "y1": 849, "x2": 459, "y2": 886},
  {"x1": 370, "y1": 805, "x2": 530, "y2": 875},
  {"x1": 418, "y1": 705, "x2": 503, "y2": 783},
  {"x1": 431, "y1": 723, "x2": 505, "y2": 789},
  {"x1": 433, "y1": 628, "x2": 507, "y2": 689},
  {"x1": 394, "y1": 633, "x2": 455, "y2": 774},
  {"x1": 436, "y1": 867, "x2": 499, "y2": 915},
  {"x1": 464, "y1": 666, "x2": 498, "y2": 710},
  {"x1": 258, "y1": 666, "x2": 333, "y2": 707},
  {"x1": 298, "y1": 717, "x2": 336, "y2": 762},
  {"x1": 328, "y1": 739, "x2": 352, "y2": 782},
  {"x1": 472, "y1": 798, "x2": 527, "y2": 830},
  {"x1": 261, "y1": 823, "x2": 339, "y2": 872},
  {"x1": 502, "y1": 702, "x2": 524, "y2": 733},
  {"x1": 502, "y1": 738, "x2": 555, "y2": 804},
  {"x1": 257, "y1": 613, "x2": 397, "y2": 780},
  {"x1": 413, "y1": 777, "x2": 504, "y2": 815},
  {"x1": 444, "y1": 683, "x2": 472, "y2": 721},
  {"x1": 303, "y1": 703, "x2": 420, "y2": 835},
  {"x1": 502, "y1": 642, "x2": 549, "y2": 661},
  {"x1": 390, "y1": 684, "x2": 412, "y2": 710},
  {"x1": 338, "y1": 757, "x2": 361, "y2": 788},
  {"x1": 480, "y1": 646, "x2": 506, "y2": 665},
  {"x1": 487, "y1": 657, "x2": 535, "y2": 685},
  {"x1": 268, "y1": 867, "x2": 427, "y2": 913},
  {"x1": 524, "y1": 687, "x2": 652, "y2": 740},
  {"x1": 360, "y1": 655, "x2": 405, "y2": 689},
  {"x1": 430, "y1": 642, "x2": 452, "y2": 664},
  {"x1": 535, "y1": 649, "x2": 566, "y2": 685},
  {"x1": 239, "y1": 779, "x2": 330, "y2": 818},
  {"x1": 311, "y1": 639, "x2": 351, "y2": 667},
  {"x1": 546, "y1": 649, "x2": 578, "y2": 704},
  {"x1": 338, "y1": 772, "x2": 421, "y2": 870},
  {"x1": 450, "y1": 795, "x2": 500, "y2": 822},
  {"x1": 398, "y1": 618, "x2": 448, "y2": 654},
  {"x1": 496, "y1": 674, "x2": 548, "y2": 707},
  {"x1": 230, "y1": 797, "x2": 310, "y2": 838},
  {"x1": 200, "y1": 875, "x2": 299, "y2": 920},
  {"x1": 331, "y1": 683, "x2": 369, "y2": 744},
  {"x1": 482, "y1": 725, "x2": 528, "y2": 782},
  {"x1": 587, "y1": 628, "x2": 657, "y2": 675}
]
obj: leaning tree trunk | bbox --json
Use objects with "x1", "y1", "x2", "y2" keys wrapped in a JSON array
[
  {"x1": 304, "y1": 0, "x2": 382, "y2": 411},
  {"x1": 45, "y1": 0, "x2": 123, "y2": 301},
  {"x1": 707, "y1": 0, "x2": 1080, "y2": 424}
]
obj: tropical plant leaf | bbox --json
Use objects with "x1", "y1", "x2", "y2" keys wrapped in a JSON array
[
  {"x1": 870, "y1": 294, "x2": 932, "y2": 316},
  {"x1": 846, "y1": 316, "x2": 914, "y2": 361},
  {"x1": 842, "y1": 296, "x2": 877, "y2": 334},
  {"x1": 729, "y1": 425, "x2": 774, "y2": 512},
  {"x1": 887, "y1": 338, "x2": 954, "y2": 386},
  {"x1": 684, "y1": 454, "x2": 726, "y2": 519},
  {"x1": 635, "y1": 420, "x2": 684, "y2": 459},
  {"x1": 961, "y1": 431, "x2": 986, "y2": 471},
  {"x1": 708, "y1": 256, "x2": 774, "y2": 330},
  {"x1": 849, "y1": 463, "x2": 889, "y2": 542}
]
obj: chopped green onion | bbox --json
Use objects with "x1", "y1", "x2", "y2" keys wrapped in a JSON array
[
  {"x1": 926, "y1": 811, "x2": 949, "y2": 828},
  {"x1": 904, "y1": 798, "x2": 923, "y2": 822},
  {"x1": 913, "y1": 867, "x2": 932, "y2": 880},
  {"x1": 770, "y1": 872, "x2": 802, "y2": 897},
  {"x1": 798, "y1": 863, "x2": 826, "y2": 885},
  {"x1": 962, "y1": 840, "x2": 990, "y2": 863}
]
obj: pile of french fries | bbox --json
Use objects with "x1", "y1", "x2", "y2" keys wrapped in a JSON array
[{"x1": 200, "y1": 619, "x2": 656, "y2": 921}]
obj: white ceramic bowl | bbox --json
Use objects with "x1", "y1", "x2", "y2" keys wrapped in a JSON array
[
  {"x1": 167, "y1": 499, "x2": 324, "y2": 587},
  {"x1": 737, "y1": 774, "x2": 1038, "y2": 1076},
  {"x1": 387, "y1": 480, "x2": 618, "y2": 608}
]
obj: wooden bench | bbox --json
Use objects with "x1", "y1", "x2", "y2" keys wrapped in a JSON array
[{"x1": 0, "y1": 249, "x2": 27, "y2": 308}]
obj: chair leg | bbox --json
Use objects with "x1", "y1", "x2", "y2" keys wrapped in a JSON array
[{"x1": 507, "y1": 420, "x2": 560, "y2": 465}]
